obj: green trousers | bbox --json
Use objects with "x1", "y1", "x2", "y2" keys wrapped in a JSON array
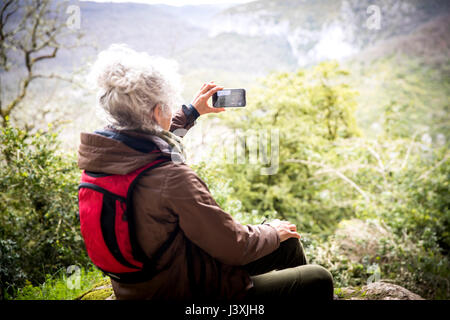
[{"x1": 243, "y1": 238, "x2": 334, "y2": 301}]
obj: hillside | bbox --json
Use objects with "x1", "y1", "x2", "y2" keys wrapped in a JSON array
[{"x1": 353, "y1": 12, "x2": 450, "y2": 67}]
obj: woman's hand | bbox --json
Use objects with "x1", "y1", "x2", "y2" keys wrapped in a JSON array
[
  {"x1": 191, "y1": 81, "x2": 226, "y2": 115},
  {"x1": 268, "y1": 219, "x2": 301, "y2": 242}
]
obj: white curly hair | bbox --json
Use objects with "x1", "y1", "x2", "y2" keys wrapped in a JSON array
[{"x1": 88, "y1": 44, "x2": 182, "y2": 132}]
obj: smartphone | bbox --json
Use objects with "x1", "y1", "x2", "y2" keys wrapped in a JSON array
[{"x1": 212, "y1": 89, "x2": 246, "y2": 108}]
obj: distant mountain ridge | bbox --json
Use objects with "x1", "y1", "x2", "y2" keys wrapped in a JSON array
[{"x1": 209, "y1": 0, "x2": 450, "y2": 66}]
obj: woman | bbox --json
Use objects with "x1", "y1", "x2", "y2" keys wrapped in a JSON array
[{"x1": 78, "y1": 44, "x2": 333, "y2": 302}]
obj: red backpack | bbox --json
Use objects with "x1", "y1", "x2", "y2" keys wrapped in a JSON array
[{"x1": 77, "y1": 130, "x2": 177, "y2": 283}]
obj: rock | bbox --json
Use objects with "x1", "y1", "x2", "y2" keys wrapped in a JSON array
[
  {"x1": 334, "y1": 218, "x2": 393, "y2": 263},
  {"x1": 335, "y1": 281, "x2": 424, "y2": 300}
]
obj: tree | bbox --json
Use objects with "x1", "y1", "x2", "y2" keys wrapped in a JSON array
[{"x1": 0, "y1": 0, "x2": 83, "y2": 130}]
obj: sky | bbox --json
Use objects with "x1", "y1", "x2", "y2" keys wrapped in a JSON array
[{"x1": 79, "y1": 0, "x2": 255, "y2": 6}]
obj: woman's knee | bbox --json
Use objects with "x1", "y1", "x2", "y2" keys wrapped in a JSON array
[
  {"x1": 313, "y1": 265, "x2": 333, "y2": 286},
  {"x1": 302, "y1": 265, "x2": 334, "y2": 299},
  {"x1": 247, "y1": 264, "x2": 334, "y2": 302}
]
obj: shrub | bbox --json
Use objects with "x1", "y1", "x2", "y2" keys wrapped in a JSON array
[{"x1": 0, "y1": 121, "x2": 89, "y2": 299}]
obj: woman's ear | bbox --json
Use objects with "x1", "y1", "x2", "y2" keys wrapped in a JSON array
[
  {"x1": 153, "y1": 103, "x2": 162, "y2": 124},
  {"x1": 152, "y1": 103, "x2": 172, "y2": 130}
]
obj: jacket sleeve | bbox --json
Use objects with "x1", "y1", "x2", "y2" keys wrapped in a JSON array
[
  {"x1": 169, "y1": 104, "x2": 200, "y2": 137},
  {"x1": 161, "y1": 163, "x2": 280, "y2": 266}
]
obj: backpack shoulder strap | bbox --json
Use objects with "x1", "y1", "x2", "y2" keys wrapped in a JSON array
[{"x1": 125, "y1": 156, "x2": 172, "y2": 263}]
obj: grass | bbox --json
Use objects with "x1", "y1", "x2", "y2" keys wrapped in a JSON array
[{"x1": 11, "y1": 266, "x2": 107, "y2": 300}]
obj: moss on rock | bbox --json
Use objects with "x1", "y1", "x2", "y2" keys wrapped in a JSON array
[{"x1": 75, "y1": 279, "x2": 115, "y2": 300}]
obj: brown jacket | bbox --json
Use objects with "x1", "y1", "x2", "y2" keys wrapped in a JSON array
[{"x1": 77, "y1": 107, "x2": 280, "y2": 301}]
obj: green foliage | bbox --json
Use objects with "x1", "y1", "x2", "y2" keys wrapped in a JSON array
[
  {"x1": 193, "y1": 162, "x2": 279, "y2": 225},
  {"x1": 0, "y1": 121, "x2": 89, "y2": 299},
  {"x1": 376, "y1": 231, "x2": 450, "y2": 299},
  {"x1": 205, "y1": 61, "x2": 361, "y2": 235}
]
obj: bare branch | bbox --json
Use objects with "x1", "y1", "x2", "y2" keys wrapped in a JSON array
[
  {"x1": 2, "y1": 75, "x2": 32, "y2": 121},
  {"x1": 366, "y1": 145, "x2": 385, "y2": 173},
  {"x1": 400, "y1": 132, "x2": 419, "y2": 170},
  {"x1": 30, "y1": 73, "x2": 84, "y2": 89},
  {"x1": 31, "y1": 46, "x2": 58, "y2": 64}
]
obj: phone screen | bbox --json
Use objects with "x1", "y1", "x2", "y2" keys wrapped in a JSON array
[{"x1": 213, "y1": 89, "x2": 246, "y2": 108}]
